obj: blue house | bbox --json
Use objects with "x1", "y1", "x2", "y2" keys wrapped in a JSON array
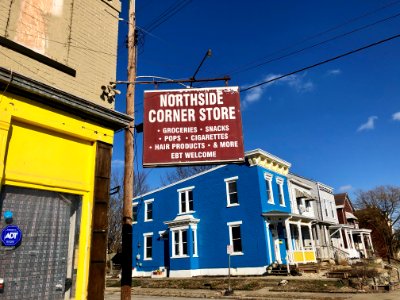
[{"x1": 132, "y1": 149, "x2": 293, "y2": 277}]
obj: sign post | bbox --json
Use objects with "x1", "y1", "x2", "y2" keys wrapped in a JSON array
[
  {"x1": 143, "y1": 87, "x2": 244, "y2": 167},
  {"x1": 226, "y1": 245, "x2": 233, "y2": 295}
]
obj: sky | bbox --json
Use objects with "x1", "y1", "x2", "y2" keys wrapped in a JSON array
[{"x1": 112, "y1": 0, "x2": 400, "y2": 198}]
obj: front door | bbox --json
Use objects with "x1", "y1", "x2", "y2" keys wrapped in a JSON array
[
  {"x1": 271, "y1": 225, "x2": 282, "y2": 263},
  {"x1": 0, "y1": 186, "x2": 81, "y2": 299}
]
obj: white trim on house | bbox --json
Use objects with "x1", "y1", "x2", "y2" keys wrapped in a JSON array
[
  {"x1": 276, "y1": 177, "x2": 286, "y2": 207},
  {"x1": 144, "y1": 199, "x2": 154, "y2": 222},
  {"x1": 264, "y1": 172, "x2": 274, "y2": 204},
  {"x1": 246, "y1": 149, "x2": 291, "y2": 168},
  {"x1": 178, "y1": 186, "x2": 195, "y2": 214},
  {"x1": 132, "y1": 266, "x2": 269, "y2": 278},
  {"x1": 143, "y1": 232, "x2": 153, "y2": 261},
  {"x1": 225, "y1": 176, "x2": 239, "y2": 207},
  {"x1": 133, "y1": 149, "x2": 289, "y2": 202},
  {"x1": 227, "y1": 221, "x2": 243, "y2": 255},
  {"x1": 133, "y1": 165, "x2": 227, "y2": 200},
  {"x1": 177, "y1": 186, "x2": 195, "y2": 192}
]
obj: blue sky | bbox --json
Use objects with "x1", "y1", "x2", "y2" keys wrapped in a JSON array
[{"x1": 112, "y1": 0, "x2": 400, "y2": 198}]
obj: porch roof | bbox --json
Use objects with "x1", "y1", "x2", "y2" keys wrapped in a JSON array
[
  {"x1": 262, "y1": 211, "x2": 316, "y2": 223},
  {"x1": 164, "y1": 214, "x2": 200, "y2": 228}
]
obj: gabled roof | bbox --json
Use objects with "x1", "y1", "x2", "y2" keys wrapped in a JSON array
[{"x1": 334, "y1": 193, "x2": 355, "y2": 211}]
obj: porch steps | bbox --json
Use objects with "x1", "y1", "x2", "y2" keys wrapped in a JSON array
[
  {"x1": 325, "y1": 271, "x2": 350, "y2": 279},
  {"x1": 298, "y1": 263, "x2": 319, "y2": 273},
  {"x1": 267, "y1": 264, "x2": 290, "y2": 276}
]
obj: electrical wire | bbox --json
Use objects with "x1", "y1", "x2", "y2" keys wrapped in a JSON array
[
  {"x1": 3, "y1": 28, "x2": 117, "y2": 57},
  {"x1": 232, "y1": 10, "x2": 400, "y2": 76},
  {"x1": 240, "y1": 32, "x2": 400, "y2": 93},
  {"x1": 0, "y1": 49, "x2": 56, "y2": 86},
  {"x1": 144, "y1": 0, "x2": 192, "y2": 33},
  {"x1": 221, "y1": 0, "x2": 400, "y2": 76}
]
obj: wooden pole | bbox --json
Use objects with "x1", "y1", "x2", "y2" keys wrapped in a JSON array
[{"x1": 121, "y1": 0, "x2": 136, "y2": 299}]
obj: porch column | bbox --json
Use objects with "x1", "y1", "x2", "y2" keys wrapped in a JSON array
[
  {"x1": 266, "y1": 221, "x2": 273, "y2": 264},
  {"x1": 367, "y1": 234, "x2": 374, "y2": 253},
  {"x1": 324, "y1": 226, "x2": 332, "y2": 259},
  {"x1": 344, "y1": 229, "x2": 350, "y2": 250},
  {"x1": 349, "y1": 230, "x2": 355, "y2": 249},
  {"x1": 297, "y1": 222, "x2": 305, "y2": 263},
  {"x1": 308, "y1": 224, "x2": 315, "y2": 250},
  {"x1": 338, "y1": 228, "x2": 344, "y2": 250},
  {"x1": 360, "y1": 232, "x2": 366, "y2": 258},
  {"x1": 308, "y1": 223, "x2": 316, "y2": 262}
]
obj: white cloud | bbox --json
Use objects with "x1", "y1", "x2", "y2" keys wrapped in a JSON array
[
  {"x1": 327, "y1": 69, "x2": 341, "y2": 76},
  {"x1": 392, "y1": 111, "x2": 400, "y2": 121},
  {"x1": 338, "y1": 185, "x2": 353, "y2": 192},
  {"x1": 242, "y1": 73, "x2": 314, "y2": 108},
  {"x1": 357, "y1": 116, "x2": 378, "y2": 132},
  {"x1": 112, "y1": 159, "x2": 124, "y2": 168}
]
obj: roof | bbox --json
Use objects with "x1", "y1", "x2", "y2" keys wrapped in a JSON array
[
  {"x1": 345, "y1": 211, "x2": 358, "y2": 220},
  {"x1": 134, "y1": 148, "x2": 290, "y2": 199},
  {"x1": 246, "y1": 148, "x2": 291, "y2": 168},
  {"x1": 334, "y1": 193, "x2": 347, "y2": 206},
  {"x1": 334, "y1": 193, "x2": 356, "y2": 212}
]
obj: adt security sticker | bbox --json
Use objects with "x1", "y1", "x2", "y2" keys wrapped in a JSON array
[{"x1": 1, "y1": 225, "x2": 22, "y2": 246}]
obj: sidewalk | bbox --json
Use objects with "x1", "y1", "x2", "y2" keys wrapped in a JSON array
[{"x1": 105, "y1": 286, "x2": 400, "y2": 300}]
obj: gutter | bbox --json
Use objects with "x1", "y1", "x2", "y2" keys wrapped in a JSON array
[{"x1": 0, "y1": 67, "x2": 132, "y2": 131}]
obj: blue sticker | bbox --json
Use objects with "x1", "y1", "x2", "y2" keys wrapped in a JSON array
[{"x1": 1, "y1": 225, "x2": 22, "y2": 247}]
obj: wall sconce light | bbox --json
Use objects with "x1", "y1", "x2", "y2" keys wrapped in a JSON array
[{"x1": 4, "y1": 211, "x2": 13, "y2": 224}]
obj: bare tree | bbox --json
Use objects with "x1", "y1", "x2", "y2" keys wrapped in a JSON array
[
  {"x1": 161, "y1": 165, "x2": 215, "y2": 185},
  {"x1": 108, "y1": 170, "x2": 150, "y2": 254},
  {"x1": 355, "y1": 185, "x2": 400, "y2": 262}
]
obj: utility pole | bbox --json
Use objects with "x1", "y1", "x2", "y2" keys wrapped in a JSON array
[{"x1": 121, "y1": 0, "x2": 136, "y2": 299}]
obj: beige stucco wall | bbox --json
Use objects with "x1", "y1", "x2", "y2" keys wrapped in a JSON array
[{"x1": 0, "y1": 0, "x2": 121, "y2": 109}]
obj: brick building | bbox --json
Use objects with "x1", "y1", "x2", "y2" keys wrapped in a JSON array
[{"x1": 0, "y1": 1, "x2": 130, "y2": 299}]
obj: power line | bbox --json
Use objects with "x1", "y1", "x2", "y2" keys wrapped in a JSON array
[
  {"x1": 221, "y1": 0, "x2": 400, "y2": 77},
  {"x1": 4, "y1": 28, "x2": 117, "y2": 56},
  {"x1": 232, "y1": 10, "x2": 400, "y2": 76},
  {"x1": 144, "y1": 0, "x2": 192, "y2": 33},
  {"x1": 240, "y1": 32, "x2": 400, "y2": 93},
  {"x1": 0, "y1": 49, "x2": 56, "y2": 86}
]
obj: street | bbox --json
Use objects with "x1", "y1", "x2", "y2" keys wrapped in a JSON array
[{"x1": 104, "y1": 287, "x2": 400, "y2": 300}]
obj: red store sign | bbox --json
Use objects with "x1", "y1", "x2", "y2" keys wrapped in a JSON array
[{"x1": 143, "y1": 87, "x2": 244, "y2": 167}]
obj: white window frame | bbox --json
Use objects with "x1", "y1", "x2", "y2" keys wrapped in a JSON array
[
  {"x1": 276, "y1": 177, "x2": 285, "y2": 207},
  {"x1": 143, "y1": 232, "x2": 153, "y2": 260},
  {"x1": 132, "y1": 202, "x2": 138, "y2": 224},
  {"x1": 264, "y1": 173, "x2": 274, "y2": 204},
  {"x1": 227, "y1": 221, "x2": 244, "y2": 255},
  {"x1": 171, "y1": 226, "x2": 190, "y2": 258},
  {"x1": 144, "y1": 199, "x2": 154, "y2": 222},
  {"x1": 177, "y1": 186, "x2": 195, "y2": 214},
  {"x1": 225, "y1": 176, "x2": 239, "y2": 207}
]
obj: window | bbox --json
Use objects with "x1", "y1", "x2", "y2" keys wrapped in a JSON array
[
  {"x1": 305, "y1": 200, "x2": 311, "y2": 212},
  {"x1": 264, "y1": 173, "x2": 274, "y2": 204},
  {"x1": 225, "y1": 176, "x2": 239, "y2": 206},
  {"x1": 172, "y1": 229, "x2": 189, "y2": 257},
  {"x1": 143, "y1": 233, "x2": 153, "y2": 260},
  {"x1": 144, "y1": 199, "x2": 154, "y2": 222},
  {"x1": 132, "y1": 202, "x2": 138, "y2": 223},
  {"x1": 227, "y1": 221, "x2": 243, "y2": 254},
  {"x1": 178, "y1": 187, "x2": 195, "y2": 214},
  {"x1": 276, "y1": 177, "x2": 285, "y2": 206}
]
